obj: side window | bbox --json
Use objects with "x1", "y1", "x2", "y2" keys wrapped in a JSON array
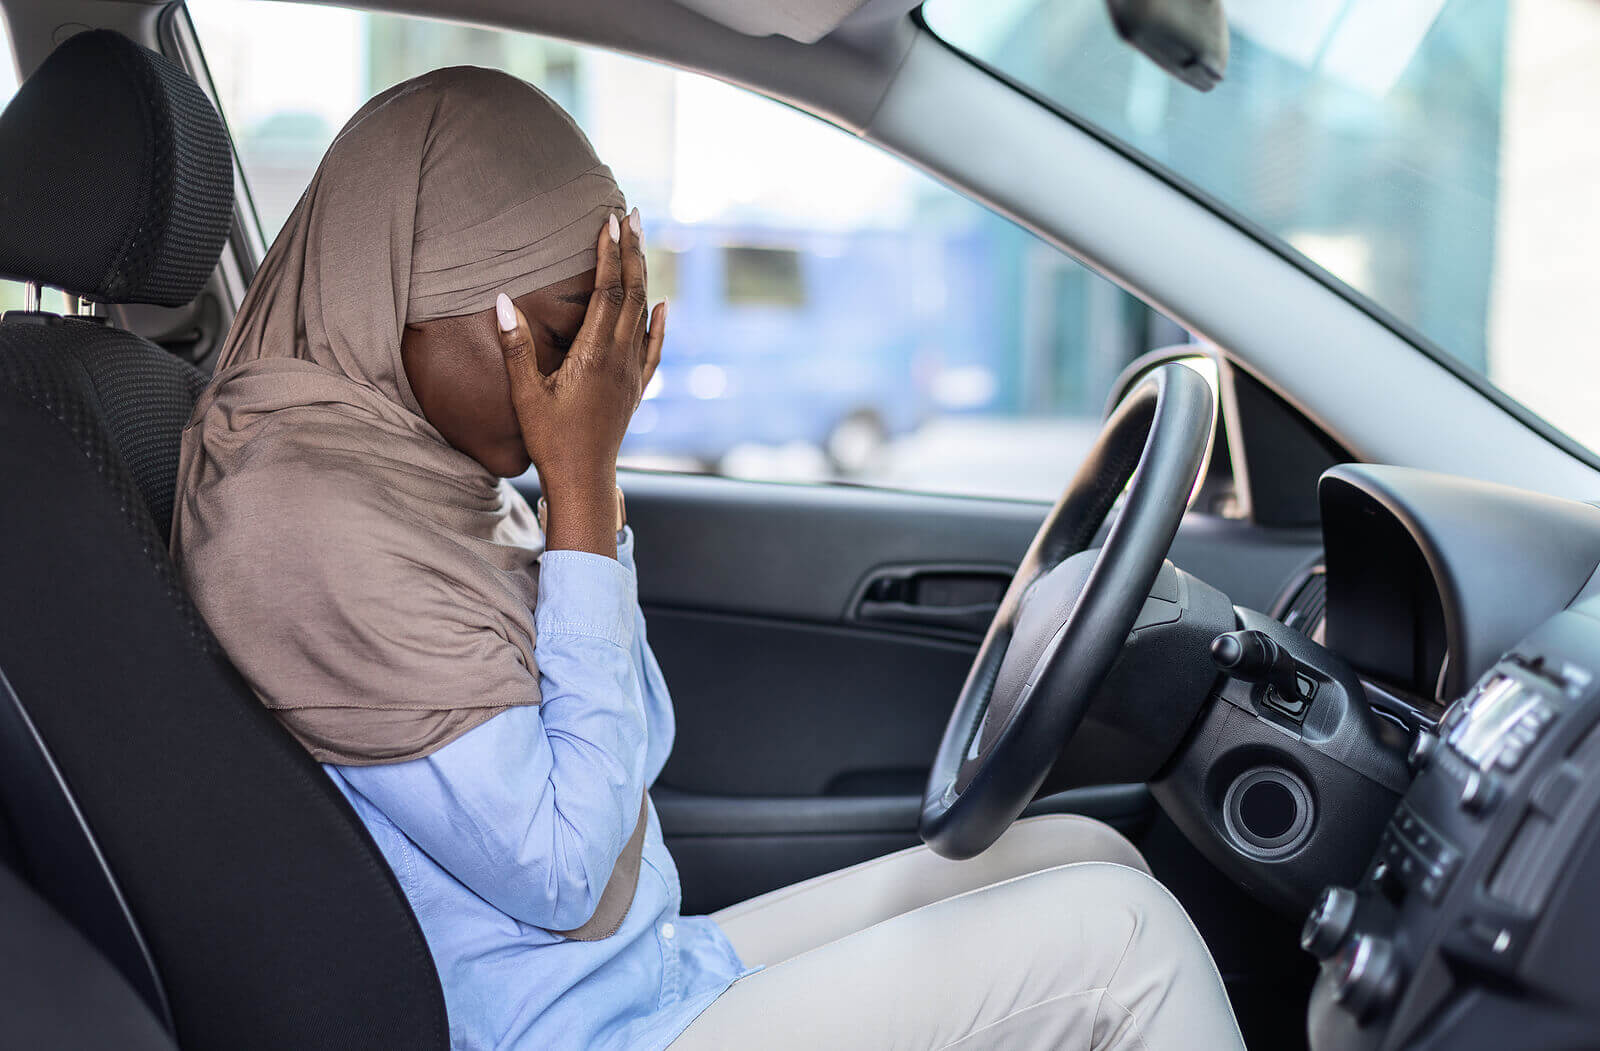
[{"x1": 187, "y1": 0, "x2": 1186, "y2": 500}]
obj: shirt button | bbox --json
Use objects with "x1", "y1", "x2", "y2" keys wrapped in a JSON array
[{"x1": 660, "y1": 922, "x2": 676, "y2": 940}]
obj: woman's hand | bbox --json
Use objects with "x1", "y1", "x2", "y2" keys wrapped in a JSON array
[{"x1": 497, "y1": 209, "x2": 665, "y2": 557}]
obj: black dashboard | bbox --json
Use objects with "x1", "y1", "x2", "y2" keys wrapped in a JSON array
[
  {"x1": 1316, "y1": 465, "x2": 1600, "y2": 703},
  {"x1": 1320, "y1": 475, "x2": 1450, "y2": 710},
  {"x1": 1275, "y1": 466, "x2": 1600, "y2": 721},
  {"x1": 1291, "y1": 466, "x2": 1600, "y2": 1049}
]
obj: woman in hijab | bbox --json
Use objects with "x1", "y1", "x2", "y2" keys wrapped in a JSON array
[{"x1": 173, "y1": 67, "x2": 1242, "y2": 1051}]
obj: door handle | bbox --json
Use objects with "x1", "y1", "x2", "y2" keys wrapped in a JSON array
[{"x1": 851, "y1": 566, "x2": 1010, "y2": 637}]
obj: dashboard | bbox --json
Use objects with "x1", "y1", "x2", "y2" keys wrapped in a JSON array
[
  {"x1": 1320, "y1": 478, "x2": 1450, "y2": 711},
  {"x1": 1306, "y1": 598, "x2": 1600, "y2": 1049},
  {"x1": 1281, "y1": 466, "x2": 1600, "y2": 718},
  {"x1": 1290, "y1": 466, "x2": 1600, "y2": 1049}
]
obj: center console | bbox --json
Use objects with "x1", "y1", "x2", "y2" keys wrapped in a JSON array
[{"x1": 1305, "y1": 597, "x2": 1600, "y2": 1049}]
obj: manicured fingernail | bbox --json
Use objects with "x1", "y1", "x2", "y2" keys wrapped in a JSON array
[
  {"x1": 608, "y1": 213, "x2": 621, "y2": 243},
  {"x1": 629, "y1": 208, "x2": 641, "y2": 238},
  {"x1": 495, "y1": 293, "x2": 516, "y2": 333},
  {"x1": 657, "y1": 299, "x2": 668, "y2": 323}
]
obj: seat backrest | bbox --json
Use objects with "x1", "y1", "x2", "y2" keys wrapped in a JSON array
[
  {"x1": 0, "y1": 29, "x2": 447, "y2": 1050},
  {"x1": 0, "y1": 652, "x2": 171, "y2": 1028},
  {"x1": 0, "y1": 315, "x2": 207, "y2": 537}
]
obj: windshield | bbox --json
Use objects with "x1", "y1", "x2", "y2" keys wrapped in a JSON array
[{"x1": 924, "y1": 0, "x2": 1600, "y2": 455}]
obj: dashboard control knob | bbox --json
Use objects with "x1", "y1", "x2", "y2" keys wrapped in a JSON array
[
  {"x1": 1408, "y1": 731, "x2": 1439, "y2": 773},
  {"x1": 1332, "y1": 933, "x2": 1402, "y2": 1022},
  {"x1": 1459, "y1": 769, "x2": 1499, "y2": 815},
  {"x1": 1301, "y1": 886, "x2": 1358, "y2": 960}
]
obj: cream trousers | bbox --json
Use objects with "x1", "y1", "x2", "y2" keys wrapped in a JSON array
[{"x1": 671, "y1": 814, "x2": 1245, "y2": 1050}]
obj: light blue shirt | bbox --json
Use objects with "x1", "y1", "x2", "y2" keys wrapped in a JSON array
[{"x1": 325, "y1": 529, "x2": 748, "y2": 1050}]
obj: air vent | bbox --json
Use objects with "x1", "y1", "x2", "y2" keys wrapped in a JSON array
[{"x1": 1279, "y1": 566, "x2": 1327, "y2": 643}]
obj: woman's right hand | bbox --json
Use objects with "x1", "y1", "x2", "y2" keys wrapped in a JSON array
[{"x1": 497, "y1": 209, "x2": 665, "y2": 557}]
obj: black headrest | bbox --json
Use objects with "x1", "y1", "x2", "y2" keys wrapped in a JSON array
[{"x1": 0, "y1": 30, "x2": 233, "y2": 307}]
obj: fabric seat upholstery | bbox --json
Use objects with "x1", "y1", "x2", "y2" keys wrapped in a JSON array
[
  {"x1": 0, "y1": 30, "x2": 448, "y2": 1050},
  {"x1": 1, "y1": 321, "x2": 208, "y2": 537}
]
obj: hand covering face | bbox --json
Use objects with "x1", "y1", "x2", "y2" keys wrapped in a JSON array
[{"x1": 171, "y1": 67, "x2": 644, "y2": 940}]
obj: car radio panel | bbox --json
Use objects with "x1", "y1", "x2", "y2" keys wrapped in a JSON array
[{"x1": 1305, "y1": 598, "x2": 1600, "y2": 1050}]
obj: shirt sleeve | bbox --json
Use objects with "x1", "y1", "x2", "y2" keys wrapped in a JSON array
[
  {"x1": 331, "y1": 549, "x2": 649, "y2": 932},
  {"x1": 616, "y1": 527, "x2": 675, "y2": 786}
]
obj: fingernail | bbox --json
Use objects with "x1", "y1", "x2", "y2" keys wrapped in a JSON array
[
  {"x1": 629, "y1": 208, "x2": 641, "y2": 238},
  {"x1": 495, "y1": 293, "x2": 516, "y2": 333},
  {"x1": 608, "y1": 213, "x2": 621, "y2": 243},
  {"x1": 658, "y1": 299, "x2": 668, "y2": 323}
]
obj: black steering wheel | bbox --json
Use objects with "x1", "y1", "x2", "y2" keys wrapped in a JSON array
[{"x1": 919, "y1": 362, "x2": 1217, "y2": 859}]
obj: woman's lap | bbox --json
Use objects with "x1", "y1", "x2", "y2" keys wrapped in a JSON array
[
  {"x1": 710, "y1": 814, "x2": 1150, "y2": 967},
  {"x1": 675, "y1": 855, "x2": 1243, "y2": 1050}
]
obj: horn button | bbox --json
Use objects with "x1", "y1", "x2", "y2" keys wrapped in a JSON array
[{"x1": 976, "y1": 553, "x2": 1218, "y2": 779}]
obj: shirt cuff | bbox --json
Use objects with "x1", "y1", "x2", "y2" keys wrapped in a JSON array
[
  {"x1": 616, "y1": 525, "x2": 636, "y2": 573},
  {"x1": 536, "y1": 549, "x2": 637, "y2": 648}
]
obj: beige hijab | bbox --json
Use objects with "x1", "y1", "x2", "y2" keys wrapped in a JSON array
[{"x1": 171, "y1": 68, "x2": 642, "y2": 938}]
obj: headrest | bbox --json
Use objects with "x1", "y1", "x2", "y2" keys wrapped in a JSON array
[{"x1": 0, "y1": 30, "x2": 234, "y2": 307}]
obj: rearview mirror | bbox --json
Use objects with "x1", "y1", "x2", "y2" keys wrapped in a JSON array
[{"x1": 1105, "y1": 0, "x2": 1229, "y2": 92}]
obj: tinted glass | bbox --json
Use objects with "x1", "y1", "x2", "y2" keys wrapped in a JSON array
[{"x1": 925, "y1": 0, "x2": 1600, "y2": 454}]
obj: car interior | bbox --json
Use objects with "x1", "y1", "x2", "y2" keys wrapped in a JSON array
[{"x1": 2, "y1": 0, "x2": 1599, "y2": 1049}]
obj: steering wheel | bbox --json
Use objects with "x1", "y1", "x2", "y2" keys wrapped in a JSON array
[{"x1": 920, "y1": 362, "x2": 1217, "y2": 859}]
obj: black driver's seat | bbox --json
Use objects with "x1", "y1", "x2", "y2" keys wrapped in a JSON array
[{"x1": 0, "y1": 30, "x2": 447, "y2": 1050}]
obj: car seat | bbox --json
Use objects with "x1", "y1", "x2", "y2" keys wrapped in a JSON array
[{"x1": 0, "y1": 28, "x2": 448, "y2": 1050}]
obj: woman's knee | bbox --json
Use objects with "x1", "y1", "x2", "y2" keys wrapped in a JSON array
[
  {"x1": 1023, "y1": 863, "x2": 1242, "y2": 1049},
  {"x1": 1041, "y1": 862, "x2": 1211, "y2": 963},
  {"x1": 1000, "y1": 813, "x2": 1152, "y2": 875},
  {"x1": 972, "y1": 862, "x2": 1219, "y2": 997}
]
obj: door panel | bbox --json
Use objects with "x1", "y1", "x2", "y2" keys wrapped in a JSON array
[
  {"x1": 517, "y1": 471, "x2": 1321, "y2": 911},
  {"x1": 647, "y1": 610, "x2": 965, "y2": 797}
]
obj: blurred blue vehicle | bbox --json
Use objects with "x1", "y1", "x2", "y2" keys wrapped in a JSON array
[{"x1": 622, "y1": 221, "x2": 1004, "y2": 471}]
